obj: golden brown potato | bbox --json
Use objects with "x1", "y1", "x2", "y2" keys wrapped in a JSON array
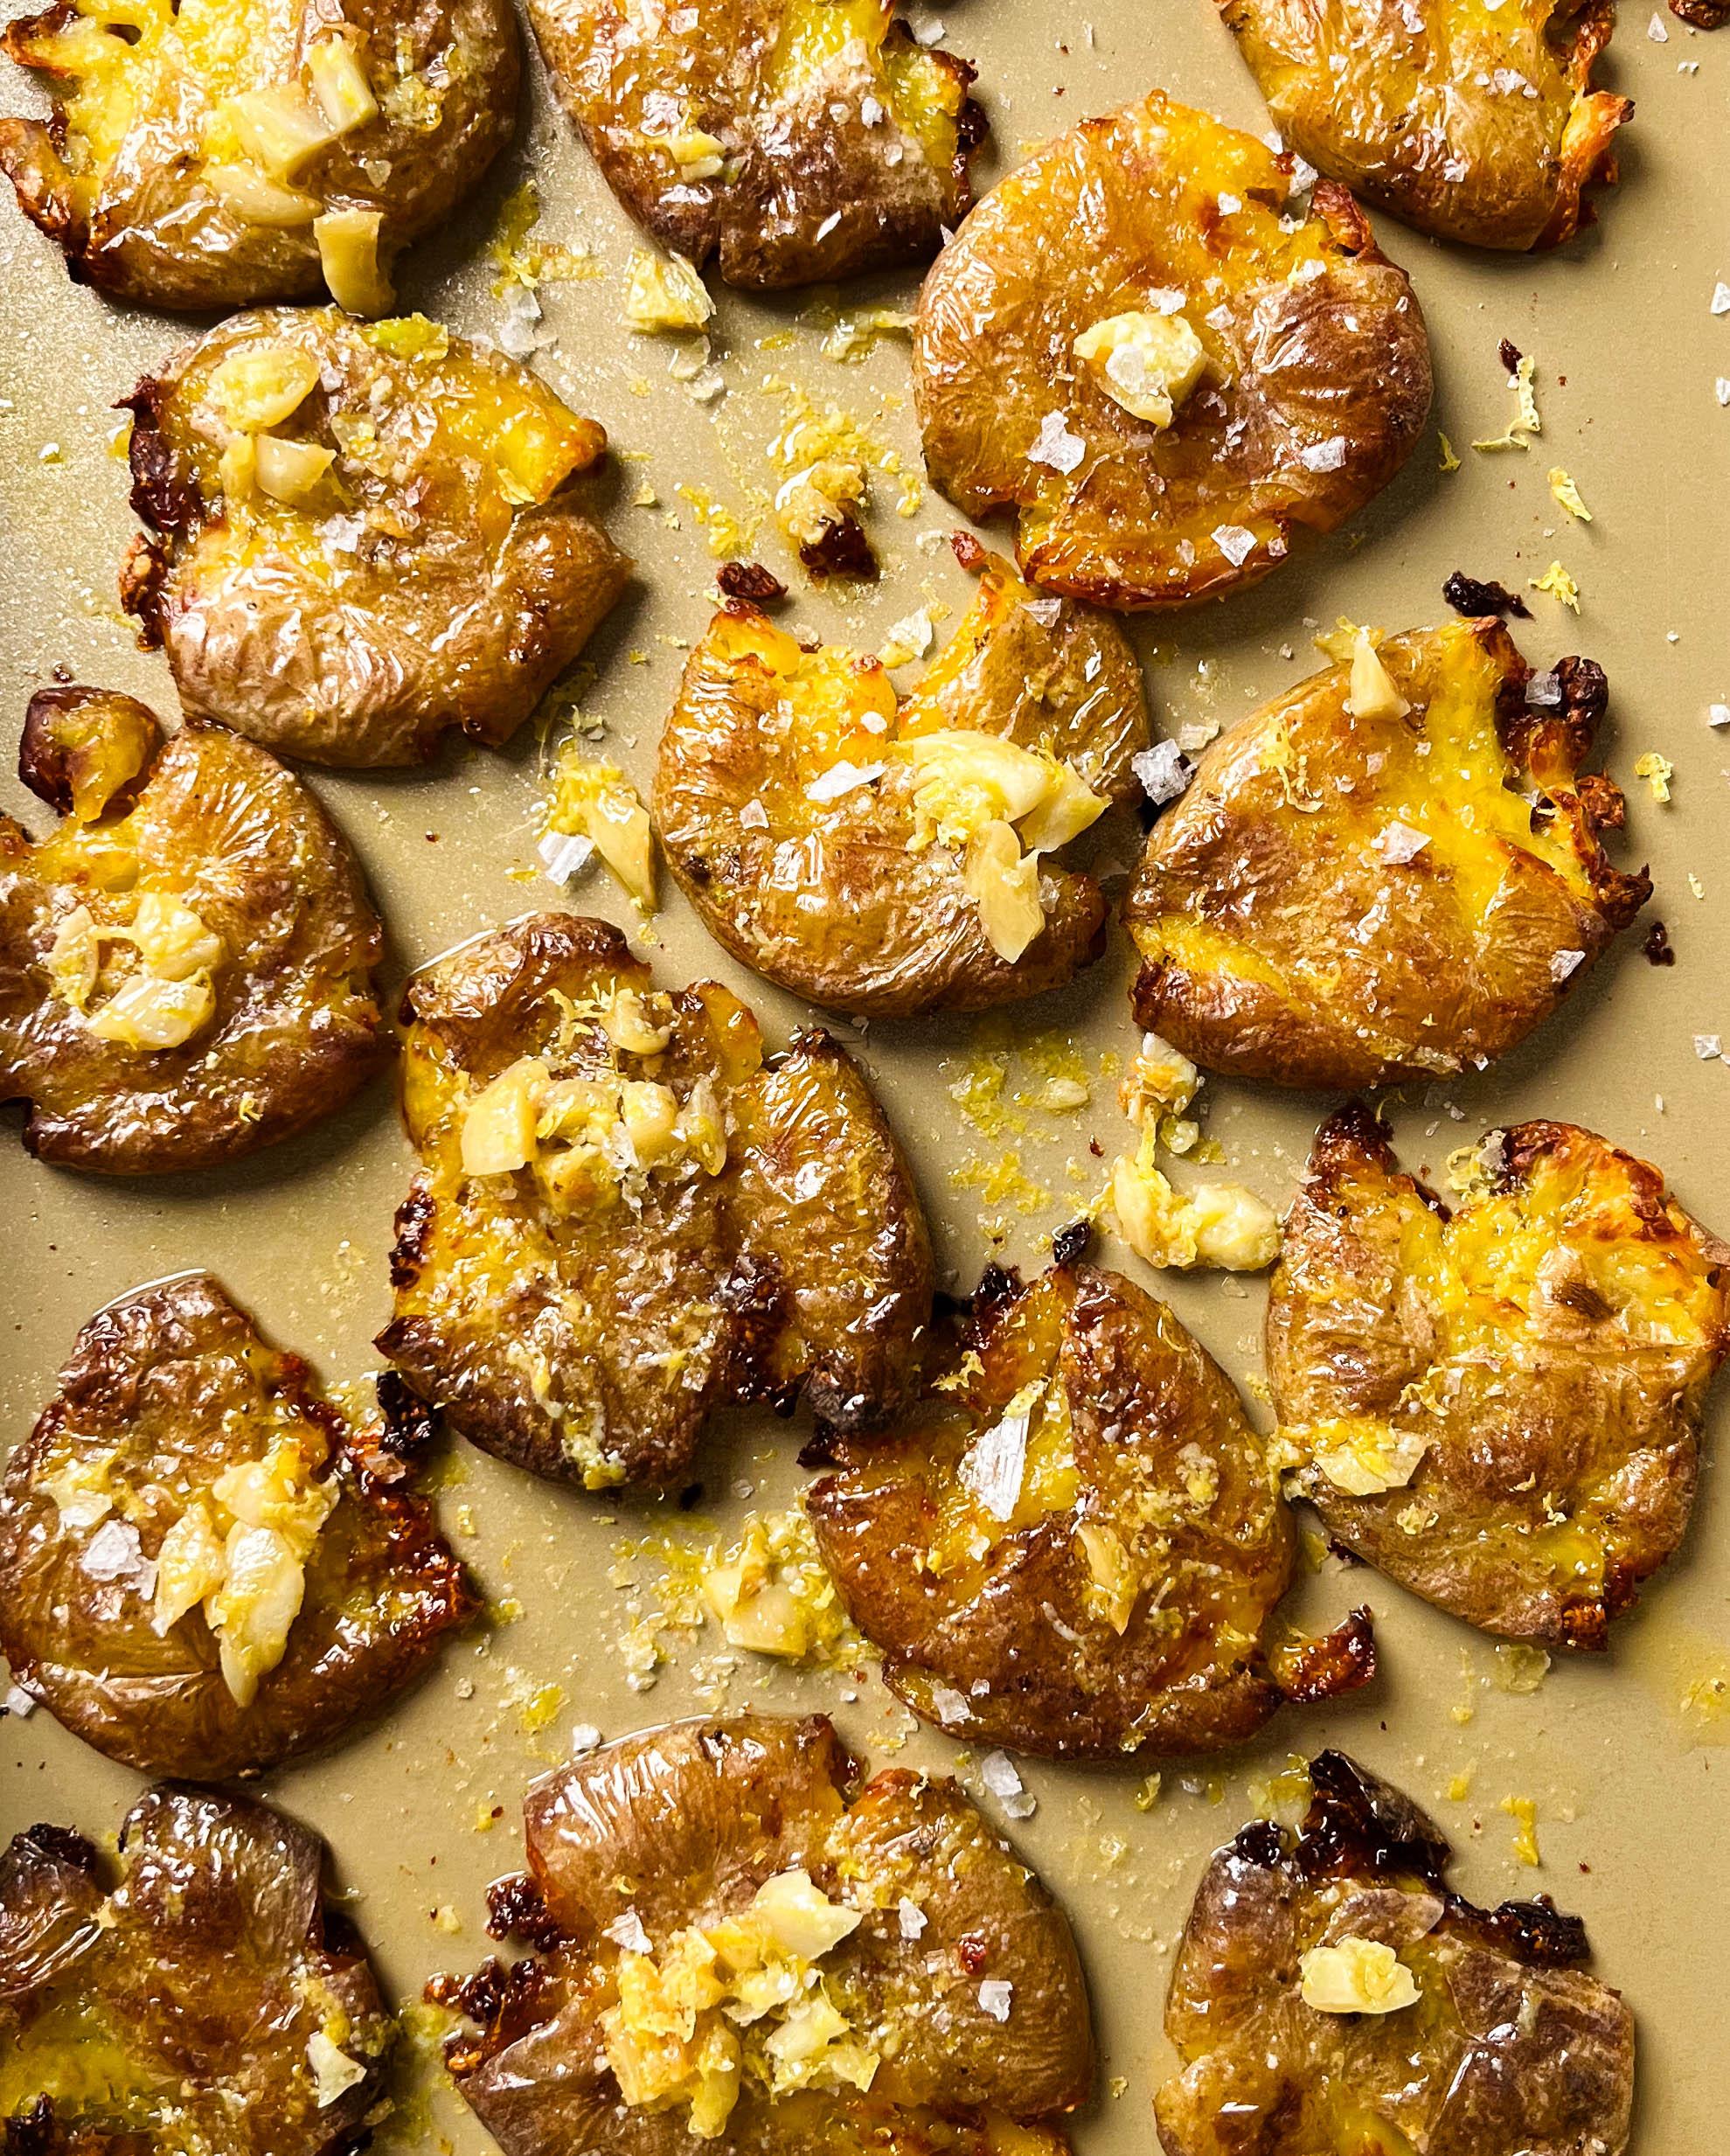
[
  {"x1": 377, "y1": 914, "x2": 934, "y2": 1492},
  {"x1": 0, "y1": 1783, "x2": 393, "y2": 2149},
  {"x1": 1, "y1": 686, "x2": 390, "y2": 1173},
  {"x1": 525, "y1": 0, "x2": 983, "y2": 289},
  {"x1": 1268, "y1": 1105, "x2": 1730, "y2": 1649},
  {"x1": 0, "y1": 1273, "x2": 475, "y2": 1778},
  {"x1": 653, "y1": 542, "x2": 1149, "y2": 1019},
  {"x1": 1155, "y1": 1749, "x2": 1635, "y2": 2156},
  {"x1": 1124, "y1": 619, "x2": 1650, "y2": 1090},
  {"x1": 809, "y1": 1257, "x2": 1375, "y2": 1759},
  {"x1": 122, "y1": 308, "x2": 630, "y2": 768},
  {"x1": 912, "y1": 93, "x2": 1431, "y2": 610},
  {"x1": 0, "y1": 0, "x2": 518, "y2": 312},
  {"x1": 1216, "y1": 0, "x2": 1631, "y2": 253},
  {"x1": 429, "y1": 1712, "x2": 1092, "y2": 2153}
]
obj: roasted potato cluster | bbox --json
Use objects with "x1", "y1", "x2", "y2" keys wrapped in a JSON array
[
  {"x1": 378, "y1": 914, "x2": 934, "y2": 1492},
  {"x1": 0, "y1": 0, "x2": 518, "y2": 312},
  {"x1": 431, "y1": 1712, "x2": 1092, "y2": 2153},
  {"x1": 1125, "y1": 619, "x2": 1650, "y2": 1089},
  {"x1": 1155, "y1": 1749, "x2": 1635, "y2": 2156},
  {"x1": 526, "y1": 0, "x2": 983, "y2": 289},
  {"x1": 1, "y1": 686, "x2": 389, "y2": 1173},
  {"x1": 1268, "y1": 1105, "x2": 1730, "y2": 1648},
  {"x1": 0, "y1": 1783, "x2": 393, "y2": 2151},
  {"x1": 1217, "y1": 0, "x2": 1631, "y2": 252},
  {"x1": 653, "y1": 543, "x2": 1149, "y2": 1019},
  {"x1": 0, "y1": 1273, "x2": 474, "y2": 1778},
  {"x1": 809, "y1": 1258, "x2": 1374, "y2": 1758},
  {"x1": 122, "y1": 308, "x2": 629, "y2": 768},
  {"x1": 912, "y1": 92, "x2": 1431, "y2": 610}
]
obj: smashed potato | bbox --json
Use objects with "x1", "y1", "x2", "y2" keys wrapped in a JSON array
[
  {"x1": 430, "y1": 1712, "x2": 1092, "y2": 2152},
  {"x1": 122, "y1": 308, "x2": 629, "y2": 767},
  {"x1": 0, "y1": 1273, "x2": 474, "y2": 1778},
  {"x1": 0, "y1": 0, "x2": 518, "y2": 311},
  {"x1": 0, "y1": 1783, "x2": 393, "y2": 2150},
  {"x1": 912, "y1": 93, "x2": 1430, "y2": 609},
  {"x1": 1269, "y1": 1105, "x2": 1730, "y2": 1649},
  {"x1": 526, "y1": 0, "x2": 983, "y2": 289},
  {"x1": 377, "y1": 914, "x2": 934, "y2": 1492},
  {"x1": 654, "y1": 541, "x2": 1149, "y2": 1018},
  {"x1": 1125, "y1": 619, "x2": 1650, "y2": 1089},
  {"x1": 1156, "y1": 1749, "x2": 1634, "y2": 2155},
  {"x1": 1, "y1": 686, "x2": 389, "y2": 1172},
  {"x1": 1217, "y1": 0, "x2": 1631, "y2": 252},
  {"x1": 809, "y1": 1258, "x2": 1375, "y2": 1758}
]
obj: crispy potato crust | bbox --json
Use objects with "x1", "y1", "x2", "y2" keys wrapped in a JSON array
[
  {"x1": 1268, "y1": 1104, "x2": 1730, "y2": 1647},
  {"x1": 913, "y1": 93, "x2": 1431, "y2": 610},
  {"x1": 653, "y1": 546, "x2": 1148, "y2": 1018},
  {"x1": 122, "y1": 308, "x2": 629, "y2": 768},
  {"x1": 0, "y1": 0, "x2": 518, "y2": 311},
  {"x1": 0, "y1": 1784, "x2": 393, "y2": 2150},
  {"x1": 1155, "y1": 1750, "x2": 1635, "y2": 2155},
  {"x1": 0, "y1": 688, "x2": 390, "y2": 1173},
  {"x1": 1218, "y1": 0, "x2": 1631, "y2": 252},
  {"x1": 0, "y1": 1274, "x2": 475, "y2": 1777},
  {"x1": 809, "y1": 1261, "x2": 1374, "y2": 1758},
  {"x1": 431, "y1": 1712, "x2": 1092, "y2": 2153},
  {"x1": 1124, "y1": 619, "x2": 1650, "y2": 1088},
  {"x1": 377, "y1": 914, "x2": 934, "y2": 1491},
  {"x1": 526, "y1": 0, "x2": 983, "y2": 289}
]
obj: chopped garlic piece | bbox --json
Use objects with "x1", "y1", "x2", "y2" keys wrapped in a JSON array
[
  {"x1": 205, "y1": 163, "x2": 322, "y2": 226},
  {"x1": 1344, "y1": 629, "x2": 1409, "y2": 722},
  {"x1": 1547, "y1": 467, "x2": 1593, "y2": 522},
  {"x1": 749, "y1": 1872, "x2": 861, "y2": 1961},
  {"x1": 1633, "y1": 751, "x2": 1673, "y2": 803},
  {"x1": 1529, "y1": 561, "x2": 1580, "y2": 612},
  {"x1": 1307, "y1": 1419, "x2": 1430, "y2": 1497},
  {"x1": 1075, "y1": 1520, "x2": 1138, "y2": 1633},
  {"x1": 962, "y1": 820, "x2": 1045, "y2": 963},
  {"x1": 210, "y1": 1523, "x2": 311, "y2": 1707},
  {"x1": 207, "y1": 344, "x2": 321, "y2": 430},
  {"x1": 255, "y1": 433, "x2": 336, "y2": 504},
  {"x1": 152, "y1": 1496, "x2": 227, "y2": 1635},
  {"x1": 1111, "y1": 1150, "x2": 1280, "y2": 1272},
  {"x1": 1073, "y1": 310, "x2": 1207, "y2": 428},
  {"x1": 462, "y1": 1058, "x2": 545, "y2": 1177},
  {"x1": 1300, "y1": 1937, "x2": 1420, "y2": 2014},
  {"x1": 547, "y1": 762, "x2": 657, "y2": 909},
  {"x1": 624, "y1": 248, "x2": 714, "y2": 333},
  {"x1": 223, "y1": 84, "x2": 339, "y2": 179},
  {"x1": 1017, "y1": 762, "x2": 1106, "y2": 853},
  {"x1": 315, "y1": 208, "x2": 393, "y2": 317},
  {"x1": 307, "y1": 2028, "x2": 368, "y2": 2108},
  {"x1": 306, "y1": 38, "x2": 379, "y2": 133},
  {"x1": 85, "y1": 970, "x2": 215, "y2": 1049},
  {"x1": 1121, "y1": 1033, "x2": 1199, "y2": 1124}
]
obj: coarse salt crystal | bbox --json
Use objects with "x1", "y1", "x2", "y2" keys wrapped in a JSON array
[
  {"x1": 3, "y1": 1687, "x2": 34, "y2": 1717},
  {"x1": 1717, "y1": 380, "x2": 1730, "y2": 407},
  {"x1": 931, "y1": 1685, "x2": 970, "y2": 1726},
  {"x1": 1648, "y1": 10, "x2": 1668, "y2": 37},
  {"x1": 1550, "y1": 949, "x2": 1586, "y2": 982},
  {"x1": 606, "y1": 1910, "x2": 653, "y2": 1953},
  {"x1": 1022, "y1": 595, "x2": 1064, "y2": 627},
  {"x1": 1132, "y1": 741, "x2": 1192, "y2": 805},
  {"x1": 570, "y1": 1723, "x2": 601, "y2": 1755},
  {"x1": 978, "y1": 1979, "x2": 1013, "y2": 2021},
  {"x1": 898, "y1": 1896, "x2": 927, "y2": 1938},
  {"x1": 807, "y1": 760, "x2": 886, "y2": 803},
  {"x1": 981, "y1": 1749, "x2": 1037, "y2": 1819},
  {"x1": 1378, "y1": 822, "x2": 1429, "y2": 864},
  {"x1": 1709, "y1": 705, "x2": 1730, "y2": 729},
  {"x1": 1695, "y1": 1034, "x2": 1723, "y2": 1061},
  {"x1": 1713, "y1": 282, "x2": 1730, "y2": 316},
  {"x1": 83, "y1": 1517, "x2": 156, "y2": 1596},
  {"x1": 740, "y1": 797, "x2": 770, "y2": 827},
  {"x1": 1212, "y1": 524, "x2": 1257, "y2": 566},
  {"x1": 539, "y1": 830, "x2": 596, "y2": 885},
  {"x1": 1525, "y1": 671, "x2": 1563, "y2": 708},
  {"x1": 1028, "y1": 411, "x2": 1086, "y2": 474},
  {"x1": 1300, "y1": 437, "x2": 1348, "y2": 472}
]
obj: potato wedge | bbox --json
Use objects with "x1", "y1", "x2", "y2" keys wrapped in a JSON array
[
  {"x1": 913, "y1": 92, "x2": 1431, "y2": 610},
  {"x1": 0, "y1": 1784, "x2": 393, "y2": 2149},
  {"x1": 122, "y1": 308, "x2": 629, "y2": 768},
  {"x1": 1124, "y1": 619, "x2": 1650, "y2": 1088},
  {"x1": 1268, "y1": 1105, "x2": 1730, "y2": 1648},
  {"x1": 429, "y1": 1712, "x2": 1092, "y2": 2152},
  {"x1": 526, "y1": 0, "x2": 984, "y2": 289},
  {"x1": 1156, "y1": 1749, "x2": 1634, "y2": 2156},
  {"x1": 1, "y1": 686, "x2": 390, "y2": 1172},
  {"x1": 654, "y1": 542, "x2": 1149, "y2": 1018},
  {"x1": 376, "y1": 914, "x2": 934, "y2": 1492},
  {"x1": 1217, "y1": 0, "x2": 1631, "y2": 252},
  {"x1": 0, "y1": 0, "x2": 518, "y2": 310}
]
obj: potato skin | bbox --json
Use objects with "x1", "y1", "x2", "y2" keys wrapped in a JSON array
[
  {"x1": 1156, "y1": 1749, "x2": 1635, "y2": 2156},
  {"x1": 1124, "y1": 621, "x2": 1650, "y2": 1089},
  {"x1": 0, "y1": 1784, "x2": 393, "y2": 2152},
  {"x1": 913, "y1": 94, "x2": 1431, "y2": 610},
  {"x1": 1217, "y1": 0, "x2": 1631, "y2": 252},
  {"x1": 1268, "y1": 1104, "x2": 1730, "y2": 1648},
  {"x1": 0, "y1": 691, "x2": 391, "y2": 1173},
  {"x1": 377, "y1": 914, "x2": 934, "y2": 1491},
  {"x1": 525, "y1": 0, "x2": 983, "y2": 289},
  {"x1": 123, "y1": 308, "x2": 629, "y2": 769},
  {"x1": 0, "y1": 0, "x2": 518, "y2": 310}
]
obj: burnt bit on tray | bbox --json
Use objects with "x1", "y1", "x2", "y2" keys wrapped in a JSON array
[
  {"x1": 717, "y1": 560, "x2": 788, "y2": 603},
  {"x1": 798, "y1": 512, "x2": 878, "y2": 582},
  {"x1": 1643, "y1": 920, "x2": 1676, "y2": 966},
  {"x1": 1443, "y1": 568, "x2": 1531, "y2": 620}
]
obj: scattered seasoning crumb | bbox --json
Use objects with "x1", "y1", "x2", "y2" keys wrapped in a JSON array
[
  {"x1": 1633, "y1": 751, "x2": 1674, "y2": 803},
  {"x1": 1547, "y1": 468, "x2": 1593, "y2": 521},
  {"x1": 1473, "y1": 352, "x2": 1540, "y2": 451},
  {"x1": 1436, "y1": 431, "x2": 1461, "y2": 474},
  {"x1": 1529, "y1": 561, "x2": 1581, "y2": 611},
  {"x1": 1133, "y1": 1772, "x2": 1163, "y2": 1811},
  {"x1": 1446, "y1": 1765, "x2": 1476, "y2": 1802},
  {"x1": 1498, "y1": 1794, "x2": 1541, "y2": 1867},
  {"x1": 1643, "y1": 921, "x2": 1676, "y2": 966},
  {"x1": 1689, "y1": 873, "x2": 1705, "y2": 900}
]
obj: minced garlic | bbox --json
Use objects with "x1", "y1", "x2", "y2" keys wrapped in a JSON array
[
  {"x1": 1299, "y1": 1937, "x2": 1420, "y2": 2014},
  {"x1": 1073, "y1": 309, "x2": 1208, "y2": 429},
  {"x1": 622, "y1": 247, "x2": 714, "y2": 333},
  {"x1": 1529, "y1": 561, "x2": 1581, "y2": 612},
  {"x1": 1299, "y1": 1417, "x2": 1430, "y2": 1497},
  {"x1": 544, "y1": 752, "x2": 657, "y2": 909},
  {"x1": 1110, "y1": 1135, "x2": 1280, "y2": 1273}
]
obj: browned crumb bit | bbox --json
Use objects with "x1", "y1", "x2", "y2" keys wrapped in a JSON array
[
  {"x1": 799, "y1": 514, "x2": 878, "y2": 581},
  {"x1": 1671, "y1": 0, "x2": 1728, "y2": 24},
  {"x1": 717, "y1": 560, "x2": 788, "y2": 603},
  {"x1": 1498, "y1": 337, "x2": 1525, "y2": 372},
  {"x1": 1442, "y1": 569, "x2": 1531, "y2": 620},
  {"x1": 1643, "y1": 921, "x2": 1676, "y2": 967},
  {"x1": 485, "y1": 1873, "x2": 569, "y2": 1951}
]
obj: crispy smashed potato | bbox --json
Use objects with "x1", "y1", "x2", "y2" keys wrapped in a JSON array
[
  {"x1": 1269, "y1": 1105, "x2": 1730, "y2": 1649},
  {"x1": 0, "y1": 0, "x2": 518, "y2": 311},
  {"x1": 525, "y1": 0, "x2": 983, "y2": 289},
  {"x1": 1, "y1": 686, "x2": 389, "y2": 1173},
  {"x1": 121, "y1": 307, "x2": 629, "y2": 768},
  {"x1": 1218, "y1": 0, "x2": 1630, "y2": 252},
  {"x1": 0, "y1": 1784, "x2": 393, "y2": 2149},
  {"x1": 809, "y1": 1259, "x2": 1374, "y2": 1758},
  {"x1": 1156, "y1": 1749, "x2": 1635, "y2": 2156},
  {"x1": 654, "y1": 542, "x2": 1149, "y2": 1018},
  {"x1": 913, "y1": 93, "x2": 1430, "y2": 610},
  {"x1": 0, "y1": 1273, "x2": 474, "y2": 1778},
  {"x1": 1125, "y1": 619, "x2": 1650, "y2": 1089},
  {"x1": 430, "y1": 1712, "x2": 1092, "y2": 2152},
  {"x1": 378, "y1": 914, "x2": 934, "y2": 1492}
]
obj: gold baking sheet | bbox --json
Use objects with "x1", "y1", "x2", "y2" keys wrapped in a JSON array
[{"x1": 3, "y1": 3, "x2": 1729, "y2": 2149}]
